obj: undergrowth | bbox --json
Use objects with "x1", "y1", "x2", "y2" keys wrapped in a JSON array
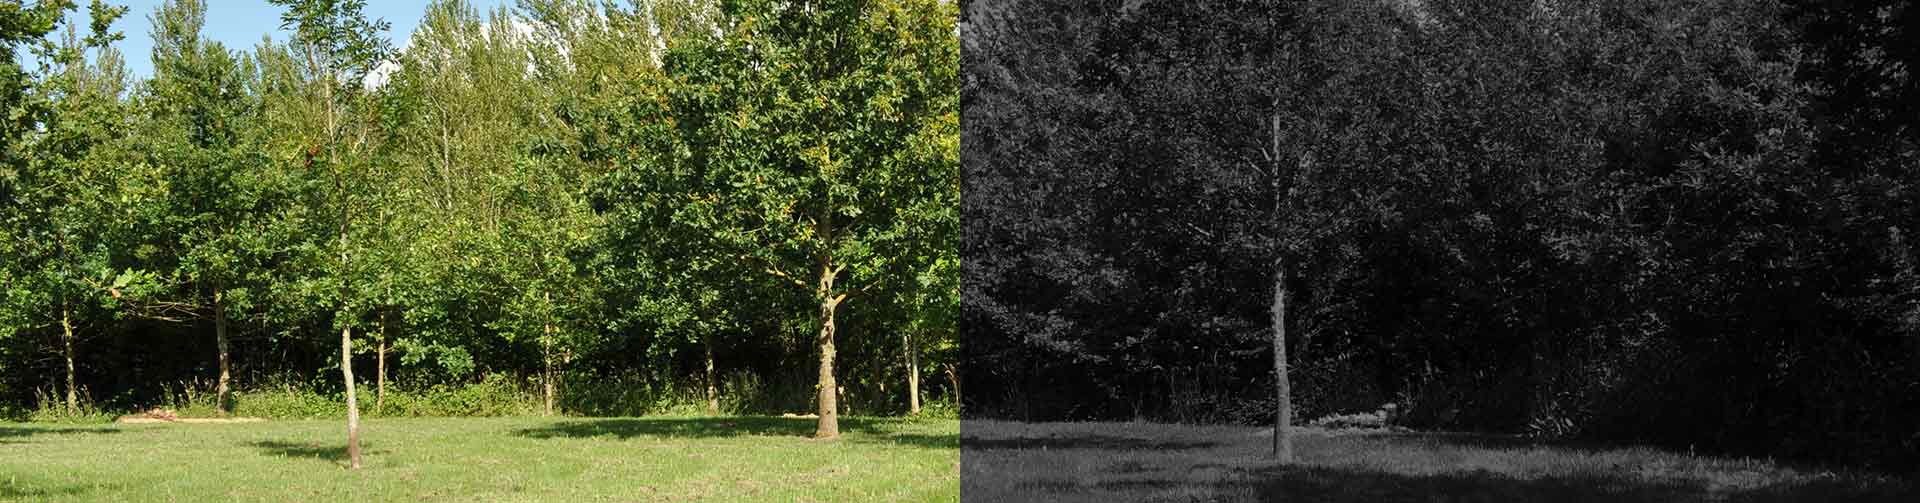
[{"x1": 11, "y1": 370, "x2": 955, "y2": 422}]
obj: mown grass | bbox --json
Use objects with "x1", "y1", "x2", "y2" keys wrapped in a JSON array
[
  {"x1": 0, "y1": 415, "x2": 957, "y2": 502},
  {"x1": 962, "y1": 420, "x2": 1918, "y2": 502}
]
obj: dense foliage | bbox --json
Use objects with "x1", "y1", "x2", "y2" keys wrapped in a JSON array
[
  {"x1": 963, "y1": 0, "x2": 1919, "y2": 469},
  {"x1": 0, "y1": 0, "x2": 959, "y2": 437}
]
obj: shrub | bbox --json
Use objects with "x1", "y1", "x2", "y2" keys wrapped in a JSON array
[{"x1": 27, "y1": 386, "x2": 113, "y2": 424}]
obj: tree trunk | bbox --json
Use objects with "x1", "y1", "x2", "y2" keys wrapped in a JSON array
[
  {"x1": 316, "y1": 42, "x2": 360, "y2": 470},
  {"x1": 814, "y1": 258, "x2": 843, "y2": 439},
  {"x1": 705, "y1": 336, "x2": 719, "y2": 416},
  {"x1": 1271, "y1": 258, "x2": 1293, "y2": 462},
  {"x1": 376, "y1": 309, "x2": 387, "y2": 416},
  {"x1": 215, "y1": 286, "x2": 232, "y2": 414},
  {"x1": 907, "y1": 331, "x2": 921, "y2": 416},
  {"x1": 946, "y1": 364, "x2": 959, "y2": 410},
  {"x1": 341, "y1": 325, "x2": 362, "y2": 469},
  {"x1": 543, "y1": 327, "x2": 555, "y2": 417},
  {"x1": 61, "y1": 303, "x2": 77, "y2": 416}
]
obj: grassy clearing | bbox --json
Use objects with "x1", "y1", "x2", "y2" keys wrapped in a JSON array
[
  {"x1": 0, "y1": 416, "x2": 957, "y2": 502},
  {"x1": 962, "y1": 420, "x2": 1918, "y2": 502}
]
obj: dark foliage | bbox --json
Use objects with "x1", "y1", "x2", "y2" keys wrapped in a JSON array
[{"x1": 963, "y1": 0, "x2": 1920, "y2": 469}]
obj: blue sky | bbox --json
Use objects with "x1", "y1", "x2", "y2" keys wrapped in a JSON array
[{"x1": 62, "y1": 0, "x2": 515, "y2": 78}]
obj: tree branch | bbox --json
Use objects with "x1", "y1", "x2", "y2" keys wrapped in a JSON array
[{"x1": 738, "y1": 253, "x2": 808, "y2": 289}]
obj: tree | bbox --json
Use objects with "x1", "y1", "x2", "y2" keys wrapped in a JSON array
[
  {"x1": 268, "y1": 0, "x2": 392, "y2": 470},
  {"x1": 601, "y1": 0, "x2": 958, "y2": 438},
  {"x1": 141, "y1": 0, "x2": 277, "y2": 414},
  {"x1": 2, "y1": 0, "x2": 149, "y2": 417}
]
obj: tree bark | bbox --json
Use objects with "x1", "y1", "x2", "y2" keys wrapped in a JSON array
[
  {"x1": 907, "y1": 331, "x2": 921, "y2": 416},
  {"x1": 1265, "y1": 110, "x2": 1297, "y2": 462},
  {"x1": 543, "y1": 290, "x2": 557, "y2": 416},
  {"x1": 61, "y1": 303, "x2": 77, "y2": 416},
  {"x1": 341, "y1": 325, "x2": 362, "y2": 469},
  {"x1": 814, "y1": 257, "x2": 843, "y2": 439},
  {"x1": 543, "y1": 325, "x2": 555, "y2": 417},
  {"x1": 1271, "y1": 258, "x2": 1293, "y2": 462},
  {"x1": 947, "y1": 364, "x2": 959, "y2": 410},
  {"x1": 376, "y1": 309, "x2": 387, "y2": 416},
  {"x1": 215, "y1": 286, "x2": 232, "y2": 414},
  {"x1": 705, "y1": 336, "x2": 719, "y2": 416}
]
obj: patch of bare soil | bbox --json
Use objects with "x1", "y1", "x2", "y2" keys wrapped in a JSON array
[{"x1": 113, "y1": 408, "x2": 266, "y2": 424}]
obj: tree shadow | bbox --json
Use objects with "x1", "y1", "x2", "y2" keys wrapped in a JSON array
[
  {"x1": 1009, "y1": 463, "x2": 1919, "y2": 503},
  {"x1": 0, "y1": 426, "x2": 122, "y2": 440},
  {"x1": 961, "y1": 434, "x2": 1219, "y2": 451},
  {"x1": 0, "y1": 481, "x2": 116, "y2": 500},
  {"x1": 511, "y1": 416, "x2": 957, "y2": 449},
  {"x1": 1359, "y1": 429, "x2": 1725, "y2": 456},
  {"x1": 966, "y1": 425, "x2": 1920, "y2": 502},
  {"x1": 1234, "y1": 464, "x2": 1713, "y2": 503},
  {"x1": 249, "y1": 440, "x2": 388, "y2": 467}
]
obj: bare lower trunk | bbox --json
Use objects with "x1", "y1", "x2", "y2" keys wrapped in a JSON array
[
  {"x1": 907, "y1": 331, "x2": 921, "y2": 415},
  {"x1": 341, "y1": 325, "x2": 361, "y2": 469},
  {"x1": 1271, "y1": 259, "x2": 1293, "y2": 462},
  {"x1": 376, "y1": 311, "x2": 387, "y2": 416},
  {"x1": 705, "y1": 336, "x2": 719, "y2": 416},
  {"x1": 542, "y1": 329, "x2": 555, "y2": 417},
  {"x1": 215, "y1": 287, "x2": 232, "y2": 414},
  {"x1": 341, "y1": 324, "x2": 360, "y2": 470},
  {"x1": 62, "y1": 304, "x2": 76, "y2": 416},
  {"x1": 946, "y1": 364, "x2": 959, "y2": 410},
  {"x1": 815, "y1": 262, "x2": 843, "y2": 439}
]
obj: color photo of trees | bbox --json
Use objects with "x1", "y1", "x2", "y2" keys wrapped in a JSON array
[{"x1": 2, "y1": 1, "x2": 957, "y2": 497}]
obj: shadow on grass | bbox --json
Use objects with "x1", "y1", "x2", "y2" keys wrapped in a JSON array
[
  {"x1": 0, "y1": 481, "x2": 117, "y2": 500},
  {"x1": 1359, "y1": 430, "x2": 1694, "y2": 456},
  {"x1": 0, "y1": 426, "x2": 121, "y2": 441},
  {"x1": 1030, "y1": 463, "x2": 1918, "y2": 502},
  {"x1": 961, "y1": 435, "x2": 1219, "y2": 451},
  {"x1": 968, "y1": 427, "x2": 1920, "y2": 503},
  {"x1": 250, "y1": 440, "x2": 389, "y2": 467},
  {"x1": 1011, "y1": 464, "x2": 1681, "y2": 502},
  {"x1": 512, "y1": 416, "x2": 956, "y2": 450}
]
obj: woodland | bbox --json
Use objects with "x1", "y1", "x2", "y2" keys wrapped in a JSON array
[
  {"x1": 0, "y1": 0, "x2": 958, "y2": 469},
  {"x1": 963, "y1": 0, "x2": 1920, "y2": 470}
]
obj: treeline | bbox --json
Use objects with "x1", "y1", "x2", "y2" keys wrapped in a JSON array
[
  {"x1": 963, "y1": 0, "x2": 1918, "y2": 468},
  {"x1": 0, "y1": 0, "x2": 958, "y2": 440}
]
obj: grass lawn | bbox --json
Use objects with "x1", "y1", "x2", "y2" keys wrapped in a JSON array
[
  {"x1": 962, "y1": 420, "x2": 1918, "y2": 502},
  {"x1": 0, "y1": 415, "x2": 957, "y2": 502}
]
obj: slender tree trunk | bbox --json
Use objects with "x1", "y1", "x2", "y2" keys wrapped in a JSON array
[
  {"x1": 1271, "y1": 258, "x2": 1293, "y2": 462},
  {"x1": 1265, "y1": 110, "x2": 1297, "y2": 462},
  {"x1": 947, "y1": 364, "x2": 959, "y2": 410},
  {"x1": 341, "y1": 325, "x2": 361, "y2": 469},
  {"x1": 61, "y1": 303, "x2": 77, "y2": 416},
  {"x1": 376, "y1": 309, "x2": 387, "y2": 416},
  {"x1": 705, "y1": 336, "x2": 719, "y2": 416},
  {"x1": 543, "y1": 326, "x2": 555, "y2": 417},
  {"x1": 215, "y1": 286, "x2": 232, "y2": 414},
  {"x1": 561, "y1": 347, "x2": 572, "y2": 407},
  {"x1": 907, "y1": 331, "x2": 921, "y2": 416},
  {"x1": 543, "y1": 291, "x2": 557, "y2": 416},
  {"x1": 814, "y1": 257, "x2": 843, "y2": 439},
  {"x1": 331, "y1": 83, "x2": 360, "y2": 467}
]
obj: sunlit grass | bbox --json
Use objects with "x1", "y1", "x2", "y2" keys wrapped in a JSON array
[
  {"x1": 0, "y1": 416, "x2": 957, "y2": 502},
  {"x1": 962, "y1": 420, "x2": 1916, "y2": 502}
]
